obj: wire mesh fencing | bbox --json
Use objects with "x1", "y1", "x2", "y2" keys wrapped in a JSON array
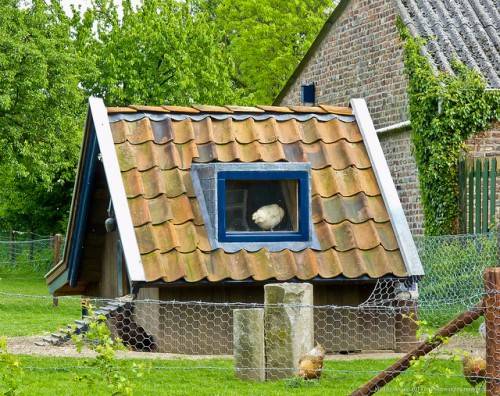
[
  {"x1": 0, "y1": 231, "x2": 61, "y2": 274},
  {"x1": 0, "y1": 231, "x2": 498, "y2": 395}
]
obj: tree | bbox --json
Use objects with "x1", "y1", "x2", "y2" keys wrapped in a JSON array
[
  {"x1": 72, "y1": 0, "x2": 239, "y2": 106},
  {"x1": 0, "y1": 0, "x2": 89, "y2": 233},
  {"x1": 215, "y1": 0, "x2": 333, "y2": 104}
]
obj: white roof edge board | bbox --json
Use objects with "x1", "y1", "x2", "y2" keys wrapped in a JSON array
[
  {"x1": 350, "y1": 98, "x2": 424, "y2": 277},
  {"x1": 89, "y1": 96, "x2": 146, "y2": 281}
]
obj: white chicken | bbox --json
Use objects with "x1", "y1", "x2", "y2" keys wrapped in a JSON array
[{"x1": 251, "y1": 204, "x2": 285, "y2": 231}]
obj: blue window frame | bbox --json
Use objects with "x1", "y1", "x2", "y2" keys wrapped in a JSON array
[{"x1": 217, "y1": 170, "x2": 310, "y2": 242}]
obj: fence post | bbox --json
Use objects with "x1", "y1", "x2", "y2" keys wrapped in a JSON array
[
  {"x1": 9, "y1": 230, "x2": 16, "y2": 264},
  {"x1": 52, "y1": 234, "x2": 63, "y2": 266},
  {"x1": 484, "y1": 267, "x2": 500, "y2": 396},
  {"x1": 52, "y1": 234, "x2": 63, "y2": 307},
  {"x1": 29, "y1": 230, "x2": 34, "y2": 261}
]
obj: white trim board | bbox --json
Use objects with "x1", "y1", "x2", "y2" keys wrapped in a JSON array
[
  {"x1": 89, "y1": 97, "x2": 146, "y2": 281},
  {"x1": 350, "y1": 98, "x2": 424, "y2": 277}
]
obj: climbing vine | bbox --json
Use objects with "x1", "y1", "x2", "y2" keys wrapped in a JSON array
[{"x1": 397, "y1": 19, "x2": 499, "y2": 235}]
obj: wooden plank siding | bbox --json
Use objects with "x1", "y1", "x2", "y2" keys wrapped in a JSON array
[
  {"x1": 458, "y1": 156, "x2": 499, "y2": 234},
  {"x1": 128, "y1": 284, "x2": 398, "y2": 354}
]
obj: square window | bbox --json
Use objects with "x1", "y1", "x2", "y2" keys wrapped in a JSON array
[{"x1": 217, "y1": 171, "x2": 309, "y2": 242}]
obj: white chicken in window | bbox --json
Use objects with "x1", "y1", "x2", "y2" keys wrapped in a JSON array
[{"x1": 251, "y1": 204, "x2": 285, "y2": 231}]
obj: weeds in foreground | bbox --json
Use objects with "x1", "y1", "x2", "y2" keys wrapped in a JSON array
[
  {"x1": 71, "y1": 303, "x2": 147, "y2": 396},
  {"x1": 0, "y1": 337, "x2": 23, "y2": 395}
]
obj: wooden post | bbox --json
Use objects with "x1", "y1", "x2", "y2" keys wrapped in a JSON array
[
  {"x1": 489, "y1": 158, "x2": 496, "y2": 230},
  {"x1": 484, "y1": 268, "x2": 500, "y2": 396},
  {"x1": 52, "y1": 234, "x2": 63, "y2": 307},
  {"x1": 29, "y1": 230, "x2": 34, "y2": 261},
  {"x1": 475, "y1": 159, "x2": 482, "y2": 233},
  {"x1": 468, "y1": 160, "x2": 474, "y2": 233},
  {"x1": 351, "y1": 302, "x2": 484, "y2": 396},
  {"x1": 9, "y1": 230, "x2": 15, "y2": 264}
]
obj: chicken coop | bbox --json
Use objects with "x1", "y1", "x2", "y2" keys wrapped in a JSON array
[{"x1": 46, "y1": 97, "x2": 423, "y2": 354}]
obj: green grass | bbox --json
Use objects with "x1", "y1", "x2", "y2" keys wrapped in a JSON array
[
  {"x1": 0, "y1": 273, "x2": 80, "y2": 336},
  {"x1": 1, "y1": 355, "x2": 482, "y2": 396}
]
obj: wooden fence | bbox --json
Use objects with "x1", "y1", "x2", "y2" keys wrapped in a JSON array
[{"x1": 458, "y1": 157, "x2": 498, "y2": 234}]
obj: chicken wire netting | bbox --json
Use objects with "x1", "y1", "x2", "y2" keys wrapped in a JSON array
[{"x1": 0, "y1": 231, "x2": 499, "y2": 394}]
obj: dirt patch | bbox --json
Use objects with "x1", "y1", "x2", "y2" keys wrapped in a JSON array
[
  {"x1": 7, "y1": 334, "x2": 484, "y2": 361},
  {"x1": 7, "y1": 335, "x2": 408, "y2": 361}
]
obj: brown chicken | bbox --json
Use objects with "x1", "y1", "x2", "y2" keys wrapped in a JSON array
[
  {"x1": 298, "y1": 344, "x2": 326, "y2": 380},
  {"x1": 462, "y1": 353, "x2": 486, "y2": 387}
]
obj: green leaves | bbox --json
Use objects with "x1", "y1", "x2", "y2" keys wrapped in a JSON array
[
  {"x1": 0, "y1": 1, "x2": 88, "y2": 233},
  {"x1": 73, "y1": 0, "x2": 238, "y2": 106},
  {"x1": 215, "y1": 0, "x2": 331, "y2": 104},
  {"x1": 0, "y1": 0, "x2": 333, "y2": 233},
  {"x1": 397, "y1": 20, "x2": 499, "y2": 235},
  {"x1": 0, "y1": 336, "x2": 24, "y2": 395}
]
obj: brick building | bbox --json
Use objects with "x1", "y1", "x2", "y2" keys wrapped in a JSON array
[{"x1": 275, "y1": 0, "x2": 500, "y2": 235}]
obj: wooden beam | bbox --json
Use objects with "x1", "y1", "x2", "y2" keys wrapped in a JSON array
[
  {"x1": 484, "y1": 268, "x2": 500, "y2": 395},
  {"x1": 350, "y1": 302, "x2": 485, "y2": 396}
]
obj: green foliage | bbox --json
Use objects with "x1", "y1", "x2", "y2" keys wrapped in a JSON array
[
  {"x1": 72, "y1": 304, "x2": 146, "y2": 396},
  {"x1": 393, "y1": 315, "x2": 463, "y2": 395},
  {"x1": 397, "y1": 20, "x2": 500, "y2": 235},
  {"x1": 214, "y1": 0, "x2": 332, "y2": 103},
  {"x1": 1, "y1": 0, "x2": 331, "y2": 233},
  {"x1": 72, "y1": 0, "x2": 238, "y2": 106},
  {"x1": 0, "y1": 337, "x2": 23, "y2": 395},
  {"x1": 0, "y1": 0, "x2": 90, "y2": 234}
]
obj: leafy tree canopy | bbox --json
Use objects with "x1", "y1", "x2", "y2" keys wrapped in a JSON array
[
  {"x1": 215, "y1": 0, "x2": 332, "y2": 103},
  {"x1": 0, "y1": 0, "x2": 332, "y2": 233},
  {"x1": 0, "y1": 0, "x2": 88, "y2": 233},
  {"x1": 72, "y1": 0, "x2": 239, "y2": 106}
]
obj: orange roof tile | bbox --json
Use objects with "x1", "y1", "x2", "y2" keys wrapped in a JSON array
[{"x1": 107, "y1": 105, "x2": 407, "y2": 282}]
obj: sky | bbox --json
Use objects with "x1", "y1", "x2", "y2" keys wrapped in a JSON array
[
  {"x1": 61, "y1": 0, "x2": 91, "y2": 15},
  {"x1": 60, "y1": 0, "x2": 141, "y2": 16}
]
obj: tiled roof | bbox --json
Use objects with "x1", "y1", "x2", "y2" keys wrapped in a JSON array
[
  {"x1": 398, "y1": 0, "x2": 500, "y2": 88},
  {"x1": 107, "y1": 105, "x2": 407, "y2": 283}
]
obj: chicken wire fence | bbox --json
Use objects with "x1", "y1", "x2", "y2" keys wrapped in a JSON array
[{"x1": 0, "y1": 231, "x2": 499, "y2": 394}]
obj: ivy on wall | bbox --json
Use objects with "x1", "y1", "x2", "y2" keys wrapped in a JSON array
[{"x1": 397, "y1": 20, "x2": 500, "y2": 235}]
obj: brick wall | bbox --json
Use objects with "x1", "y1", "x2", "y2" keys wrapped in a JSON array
[
  {"x1": 279, "y1": 0, "x2": 408, "y2": 129},
  {"x1": 379, "y1": 127, "x2": 424, "y2": 235},
  {"x1": 466, "y1": 122, "x2": 500, "y2": 158}
]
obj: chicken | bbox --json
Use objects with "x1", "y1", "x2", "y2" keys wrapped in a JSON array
[
  {"x1": 298, "y1": 344, "x2": 326, "y2": 380},
  {"x1": 252, "y1": 204, "x2": 285, "y2": 231},
  {"x1": 462, "y1": 353, "x2": 486, "y2": 387},
  {"x1": 479, "y1": 322, "x2": 486, "y2": 340}
]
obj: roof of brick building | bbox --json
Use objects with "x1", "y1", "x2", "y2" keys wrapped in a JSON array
[
  {"x1": 275, "y1": 0, "x2": 499, "y2": 105},
  {"x1": 398, "y1": 0, "x2": 500, "y2": 88}
]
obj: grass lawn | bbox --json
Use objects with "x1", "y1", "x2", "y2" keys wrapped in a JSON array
[
  {"x1": 2, "y1": 355, "x2": 481, "y2": 396},
  {"x1": 0, "y1": 273, "x2": 80, "y2": 336}
]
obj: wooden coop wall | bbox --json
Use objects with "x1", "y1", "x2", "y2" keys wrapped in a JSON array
[{"x1": 131, "y1": 283, "x2": 401, "y2": 355}]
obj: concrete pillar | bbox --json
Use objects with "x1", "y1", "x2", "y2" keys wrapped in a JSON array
[
  {"x1": 233, "y1": 308, "x2": 265, "y2": 381},
  {"x1": 394, "y1": 299, "x2": 418, "y2": 353},
  {"x1": 264, "y1": 283, "x2": 314, "y2": 380}
]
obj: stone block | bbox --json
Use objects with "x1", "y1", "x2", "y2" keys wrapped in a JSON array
[
  {"x1": 264, "y1": 283, "x2": 314, "y2": 380},
  {"x1": 233, "y1": 308, "x2": 265, "y2": 381}
]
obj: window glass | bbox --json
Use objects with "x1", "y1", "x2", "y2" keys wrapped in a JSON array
[{"x1": 225, "y1": 180, "x2": 298, "y2": 232}]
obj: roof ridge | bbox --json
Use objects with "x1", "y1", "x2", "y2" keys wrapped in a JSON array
[{"x1": 107, "y1": 104, "x2": 353, "y2": 116}]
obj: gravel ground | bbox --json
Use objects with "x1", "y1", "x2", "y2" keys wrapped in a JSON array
[{"x1": 6, "y1": 334, "x2": 485, "y2": 361}]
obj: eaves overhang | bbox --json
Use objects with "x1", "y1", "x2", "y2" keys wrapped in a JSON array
[
  {"x1": 350, "y1": 98, "x2": 424, "y2": 277},
  {"x1": 46, "y1": 97, "x2": 146, "y2": 295}
]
